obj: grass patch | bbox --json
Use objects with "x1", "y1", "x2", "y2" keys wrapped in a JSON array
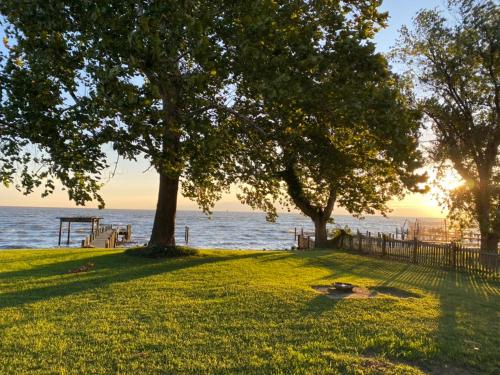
[
  {"x1": 0, "y1": 248, "x2": 498, "y2": 374},
  {"x1": 125, "y1": 245, "x2": 200, "y2": 258}
]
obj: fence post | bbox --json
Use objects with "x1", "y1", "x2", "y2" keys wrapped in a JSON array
[
  {"x1": 447, "y1": 244, "x2": 452, "y2": 268},
  {"x1": 382, "y1": 234, "x2": 387, "y2": 257},
  {"x1": 413, "y1": 238, "x2": 418, "y2": 263},
  {"x1": 358, "y1": 234, "x2": 362, "y2": 253},
  {"x1": 452, "y1": 242, "x2": 457, "y2": 270}
]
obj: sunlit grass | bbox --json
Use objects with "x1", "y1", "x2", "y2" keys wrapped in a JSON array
[{"x1": 0, "y1": 248, "x2": 498, "y2": 374}]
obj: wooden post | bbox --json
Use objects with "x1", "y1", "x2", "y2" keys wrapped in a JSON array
[
  {"x1": 382, "y1": 234, "x2": 387, "y2": 257},
  {"x1": 127, "y1": 224, "x2": 132, "y2": 241},
  {"x1": 66, "y1": 222, "x2": 71, "y2": 245},
  {"x1": 185, "y1": 226, "x2": 189, "y2": 244},
  {"x1": 307, "y1": 236, "x2": 311, "y2": 249},
  {"x1": 413, "y1": 238, "x2": 418, "y2": 263},
  {"x1": 294, "y1": 227, "x2": 297, "y2": 241},
  {"x1": 58, "y1": 220, "x2": 63, "y2": 246},
  {"x1": 452, "y1": 242, "x2": 457, "y2": 269}
]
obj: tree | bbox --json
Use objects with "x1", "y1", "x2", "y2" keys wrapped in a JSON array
[
  {"x1": 398, "y1": 0, "x2": 499, "y2": 256},
  {"x1": 1, "y1": 34, "x2": 108, "y2": 206},
  {"x1": 225, "y1": 1, "x2": 426, "y2": 247},
  {"x1": 1, "y1": 1, "x2": 240, "y2": 248}
]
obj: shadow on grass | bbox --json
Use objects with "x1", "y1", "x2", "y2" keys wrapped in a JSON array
[
  {"x1": 0, "y1": 250, "x2": 274, "y2": 309},
  {"x1": 298, "y1": 249, "x2": 500, "y2": 373}
]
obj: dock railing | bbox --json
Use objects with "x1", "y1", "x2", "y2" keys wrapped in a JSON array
[{"x1": 82, "y1": 224, "x2": 115, "y2": 248}]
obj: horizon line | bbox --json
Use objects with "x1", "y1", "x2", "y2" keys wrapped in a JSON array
[{"x1": 0, "y1": 204, "x2": 445, "y2": 220}]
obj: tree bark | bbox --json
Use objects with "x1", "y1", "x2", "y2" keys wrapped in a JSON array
[
  {"x1": 476, "y1": 186, "x2": 499, "y2": 270},
  {"x1": 149, "y1": 173, "x2": 179, "y2": 247},
  {"x1": 147, "y1": 82, "x2": 182, "y2": 248},
  {"x1": 313, "y1": 217, "x2": 329, "y2": 248},
  {"x1": 475, "y1": 182, "x2": 498, "y2": 269},
  {"x1": 280, "y1": 161, "x2": 337, "y2": 249},
  {"x1": 479, "y1": 232, "x2": 498, "y2": 271},
  {"x1": 481, "y1": 232, "x2": 499, "y2": 252}
]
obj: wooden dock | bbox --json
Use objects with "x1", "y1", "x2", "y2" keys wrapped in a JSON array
[
  {"x1": 90, "y1": 228, "x2": 116, "y2": 248},
  {"x1": 57, "y1": 216, "x2": 132, "y2": 248},
  {"x1": 81, "y1": 224, "x2": 132, "y2": 248},
  {"x1": 58, "y1": 216, "x2": 102, "y2": 246}
]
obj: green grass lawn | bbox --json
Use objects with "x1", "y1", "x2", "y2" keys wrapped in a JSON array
[{"x1": 0, "y1": 248, "x2": 498, "y2": 374}]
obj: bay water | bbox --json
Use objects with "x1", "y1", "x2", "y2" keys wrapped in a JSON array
[{"x1": 0, "y1": 206, "x2": 443, "y2": 250}]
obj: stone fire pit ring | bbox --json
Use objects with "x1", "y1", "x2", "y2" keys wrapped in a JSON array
[{"x1": 330, "y1": 282, "x2": 355, "y2": 293}]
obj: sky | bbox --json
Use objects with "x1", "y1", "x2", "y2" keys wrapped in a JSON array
[{"x1": 0, "y1": 0, "x2": 451, "y2": 218}]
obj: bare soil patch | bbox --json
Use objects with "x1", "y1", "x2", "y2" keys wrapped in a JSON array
[
  {"x1": 312, "y1": 285, "x2": 422, "y2": 299},
  {"x1": 312, "y1": 285, "x2": 375, "y2": 299}
]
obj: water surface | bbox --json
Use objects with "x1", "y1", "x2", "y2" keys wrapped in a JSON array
[{"x1": 0, "y1": 206, "x2": 442, "y2": 250}]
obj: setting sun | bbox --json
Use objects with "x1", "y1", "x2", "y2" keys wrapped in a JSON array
[{"x1": 431, "y1": 168, "x2": 464, "y2": 192}]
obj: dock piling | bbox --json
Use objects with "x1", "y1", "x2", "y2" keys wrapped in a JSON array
[
  {"x1": 66, "y1": 222, "x2": 71, "y2": 245},
  {"x1": 58, "y1": 220, "x2": 63, "y2": 246}
]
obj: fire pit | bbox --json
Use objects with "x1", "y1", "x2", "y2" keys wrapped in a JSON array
[
  {"x1": 331, "y1": 282, "x2": 355, "y2": 293},
  {"x1": 312, "y1": 284, "x2": 372, "y2": 299}
]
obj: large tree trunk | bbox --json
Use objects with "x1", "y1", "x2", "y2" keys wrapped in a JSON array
[
  {"x1": 280, "y1": 161, "x2": 336, "y2": 249},
  {"x1": 148, "y1": 83, "x2": 182, "y2": 248},
  {"x1": 479, "y1": 230, "x2": 499, "y2": 270},
  {"x1": 475, "y1": 184, "x2": 498, "y2": 269},
  {"x1": 149, "y1": 173, "x2": 179, "y2": 247},
  {"x1": 481, "y1": 232, "x2": 499, "y2": 253},
  {"x1": 313, "y1": 217, "x2": 329, "y2": 248}
]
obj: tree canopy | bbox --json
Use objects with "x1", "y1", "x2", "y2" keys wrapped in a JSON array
[
  {"x1": 226, "y1": 1, "x2": 426, "y2": 246},
  {"x1": 0, "y1": 30, "x2": 108, "y2": 206}
]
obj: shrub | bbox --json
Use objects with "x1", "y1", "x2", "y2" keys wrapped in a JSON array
[{"x1": 125, "y1": 245, "x2": 199, "y2": 258}]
